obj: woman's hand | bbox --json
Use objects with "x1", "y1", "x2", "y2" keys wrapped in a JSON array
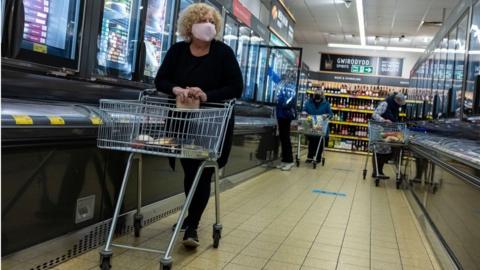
[
  {"x1": 173, "y1": 87, "x2": 190, "y2": 102},
  {"x1": 187, "y1": 87, "x2": 207, "y2": 102}
]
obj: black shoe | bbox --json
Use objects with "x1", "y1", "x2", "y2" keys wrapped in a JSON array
[
  {"x1": 182, "y1": 228, "x2": 200, "y2": 248},
  {"x1": 372, "y1": 173, "x2": 390, "y2": 180},
  {"x1": 306, "y1": 159, "x2": 313, "y2": 164},
  {"x1": 172, "y1": 222, "x2": 189, "y2": 232}
]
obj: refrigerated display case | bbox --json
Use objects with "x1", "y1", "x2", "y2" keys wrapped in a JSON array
[
  {"x1": 15, "y1": 0, "x2": 84, "y2": 70},
  {"x1": 297, "y1": 64, "x2": 310, "y2": 111},
  {"x1": 263, "y1": 46, "x2": 301, "y2": 104},
  {"x1": 237, "y1": 26, "x2": 251, "y2": 85},
  {"x1": 142, "y1": 0, "x2": 175, "y2": 82},
  {"x1": 174, "y1": 0, "x2": 195, "y2": 42},
  {"x1": 1, "y1": 0, "x2": 6, "y2": 43},
  {"x1": 255, "y1": 46, "x2": 268, "y2": 102},
  {"x1": 223, "y1": 14, "x2": 238, "y2": 51},
  {"x1": 243, "y1": 33, "x2": 264, "y2": 100},
  {"x1": 95, "y1": 0, "x2": 142, "y2": 80}
]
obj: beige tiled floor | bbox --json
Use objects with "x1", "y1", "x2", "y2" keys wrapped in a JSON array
[{"x1": 42, "y1": 152, "x2": 441, "y2": 269}]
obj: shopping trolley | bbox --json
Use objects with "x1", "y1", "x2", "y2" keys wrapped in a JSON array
[
  {"x1": 96, "y1": 89, "x2": 235, "y2": 270},
  {"x1": 295, "y1": 114, "x2": 328, "y2": 169},
  {"x1": 362, "y1": 121, "x2": 409, "y2": 188}
]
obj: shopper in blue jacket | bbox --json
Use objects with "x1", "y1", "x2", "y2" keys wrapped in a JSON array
[
  {"x1": 275, "y1": 70, "x2": 297, "y2": 171},
  {"x1": 304, "y1": 89, "x2": 333, "y2": 162}
]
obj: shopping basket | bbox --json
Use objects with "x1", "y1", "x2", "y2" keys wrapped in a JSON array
[
  {"x1": 96, "y1": 89, "x2": 235, "y2": 270},
  {"x1": 362, "y1": 120, "x2": 409, "y2": 188},
  {"x1": 295, "y1": 114, "x2": 329, "y2": 169}
]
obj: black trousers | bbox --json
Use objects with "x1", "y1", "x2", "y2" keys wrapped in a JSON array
[
  {"x1": 307, "y1": 136, "x2": 328, "y2": 161},
  {"x1": 277, "y1": 118, "x2": 293, "y2": 163},
  {"x1": 414, "y1": 157, "x2": 428, "y2": 179},
  {"x1": 372, "y1": 153, "x2": 390, "y2": 175},
  {"x1": 178, "y1": 116, "x2": 234, "y2": 230},
  {"x1": 180, "y1": 159, "x2": 214, "y2": 229}
]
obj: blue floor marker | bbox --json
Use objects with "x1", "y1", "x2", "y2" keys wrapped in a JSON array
[{"x1": 312, "y1": 189, "x2": 347, "y2": 197}]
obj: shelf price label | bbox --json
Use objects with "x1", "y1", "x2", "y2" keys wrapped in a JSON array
[
  {"x1": 33, "y1": 43, "x2": 48, "y2": 54},
  {"x1": 13, "y1": 115, "x2": 33, "y2": 125},
  {"x1": 48, "y1": 116, "x2": 65, "y2": 125},
  {"x1": 90, "y1": 116, "x2": 103, "y2": 125}
]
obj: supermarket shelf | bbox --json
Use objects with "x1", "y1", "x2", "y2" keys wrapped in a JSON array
[
  {"x1": 330, "y1": 121, "x2": 368, "y2": 127},
  {"x1": 324, "y1": 93, "x2": 384, "y2": 101},
  {"x1": 327, "y1": 148, "x2": 368, "y2": 155},
  {"x1": 330, "y1": 134, "x2": 369, "y2": 141},
  {"x1": 331, "y1": 107, "x2": 374, "y2": 113},
  {"x1": 311, "y1": 91, "x2": 422, "y2": 104}
]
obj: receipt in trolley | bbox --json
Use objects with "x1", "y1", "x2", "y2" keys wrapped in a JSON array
[{"x1": 182, "y1": 144, "x2": 209, "y2": 159}]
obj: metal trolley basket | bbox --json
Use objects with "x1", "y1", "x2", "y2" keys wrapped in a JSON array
[
  {"x1": 295, "y1": 115, "x2": 329, "y2": 169},
  {"x1": 96, "y1": 90, "x2": 235, "y2": 270},
  {"x1": 362, "y1": 120, "x2": 409, "y2": 188}
]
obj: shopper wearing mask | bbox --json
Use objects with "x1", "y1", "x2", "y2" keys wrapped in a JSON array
[
  {"x1": 371, "y1": 92, "x2": 406, "y2": 179},
  {"x1": 303, "y1": 89, "x2": 333, "y2": 162},
  {"x1": 275, "y1": 70, "x2": 297, "y2": 171},
  {"x1": 155, "y1": 3, "x2": 243, "y2": 248}
]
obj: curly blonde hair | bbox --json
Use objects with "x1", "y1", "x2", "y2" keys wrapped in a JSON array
[{"x1": 177, "y1": 3, "x2": 222, "y2": 41}]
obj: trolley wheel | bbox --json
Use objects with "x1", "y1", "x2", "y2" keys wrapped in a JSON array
[
  {"x1": 313, "y1": 162, "x2": 317, "y2": 169},
  {"x1": 375, "y1": 179, "x2": 380, "y2": 187},
  {"x1": 160, "y1": 263, "x2": 172, "y2": 270},
  {"x1": 213, "y1": 229, "x2": 221, "y2": 248},
  {"x1": 322, "y1": 158, "x2": 325, "y2": 166},
  {"x1": 99, "y1": 255, "x2": 111, "y2": 270},
  {"x1": 134, "y1": 215, "x2": 143, "y2": 237},
  {"x1": 362, "y1": 169, "x2": 367, "y2": 180}
]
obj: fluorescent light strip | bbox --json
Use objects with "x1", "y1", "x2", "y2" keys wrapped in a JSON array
[
  {"x1": 356, "y1": 0, "x2": 366, "y2": 46},
  {"x1": 328, "y1": 43, "x2": 426, "y2": 53}
]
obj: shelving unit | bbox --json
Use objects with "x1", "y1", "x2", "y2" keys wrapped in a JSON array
[
  {"x1": 330, "y1": 121, "x2": 368, "y2": 127},
  {"x1": 330, "y1": 134, "x2": 369, "y2": 141}
]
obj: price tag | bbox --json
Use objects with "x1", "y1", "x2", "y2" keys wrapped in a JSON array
[
  {"x1": 33, "y1": 43, "x2": 47, "y2": 54},
  {"x1": 48, "y1": 116, "x2": 65, "y2": 125},
  {"x1": 90, "y1": 116, "x2": 103, "y2": 125},
  {"x1": 13, "y1": 115, "x2": 33, "y2": 125}
]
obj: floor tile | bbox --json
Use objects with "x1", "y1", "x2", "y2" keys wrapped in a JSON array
[{"x1": 14, "y1": 153, "x2": 441, "y2": 270}]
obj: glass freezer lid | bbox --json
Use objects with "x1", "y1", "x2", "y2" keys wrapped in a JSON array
[
  {"x1": 143, "y1": 0, "x2": 175, "y2": 81},
  {"x1": 95, "y1": 0, "x2": 142, "y2": 80},
  {"x1": 18, "y1": 0, "x2": 84, "y2": 70}
]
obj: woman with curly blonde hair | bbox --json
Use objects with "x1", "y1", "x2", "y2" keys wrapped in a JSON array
[{"x1": 155, "y1": 3, "x2": 243, "y2": 248}]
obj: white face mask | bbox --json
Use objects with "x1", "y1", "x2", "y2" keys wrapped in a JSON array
[{"x1": 191, "y1": 22, "x2": 217, "y2": 42}]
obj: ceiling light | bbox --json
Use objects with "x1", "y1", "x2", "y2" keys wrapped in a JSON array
[
  {"x1": 328, "y1": 43, "x2": 426, "y2": 53},
  {"x1": 356, "y1": 0, "x2": 366, "y2": 46},
  {"x1": 423, "y1": 37, "x2": 430, "y2": 42},
  {"x1": 328, "y1": 43, "x2": 384, "y2": 50},
  {"x1": 344, "y1": 0, "x2": 352, "y2": 8},
  {"x1": 386, "y1": 46, "x2": 425, "y2": 52}
]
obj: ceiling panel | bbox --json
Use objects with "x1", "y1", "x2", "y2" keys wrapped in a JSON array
[{"x1": 283, "y1": 0, "x2": 461, "y2": 47}]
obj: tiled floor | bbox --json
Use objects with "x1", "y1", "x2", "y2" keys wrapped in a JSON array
[{"x1": 35, "y1": 152, "x2": 442, "y2": 269}]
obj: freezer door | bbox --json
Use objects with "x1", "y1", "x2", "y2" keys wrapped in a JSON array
[
  {"x1": 15, "y1": 0, "x2": 84, "y2": 70},
  {"x1": 262, "y1": 47, "x2": 302, "y2": 104},
  {"x1": 142, "y1": 0, "x2": 175, "y2": 83},
  {"x1": 95, "y1": 0, "x2": 143, "y2": 80}
]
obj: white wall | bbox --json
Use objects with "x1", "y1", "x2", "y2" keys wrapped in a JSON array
[{"x1": 298, "y1": 43, "x2": 423, "y2": 78}]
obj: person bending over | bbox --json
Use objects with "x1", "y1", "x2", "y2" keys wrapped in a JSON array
[{"x1": 371, "y1": 92, "x2": 406, "y2": 179}]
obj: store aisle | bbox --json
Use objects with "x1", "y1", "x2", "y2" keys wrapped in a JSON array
[{"x1": 49, "y1": 152, "x2": 439, "y2": 270}]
